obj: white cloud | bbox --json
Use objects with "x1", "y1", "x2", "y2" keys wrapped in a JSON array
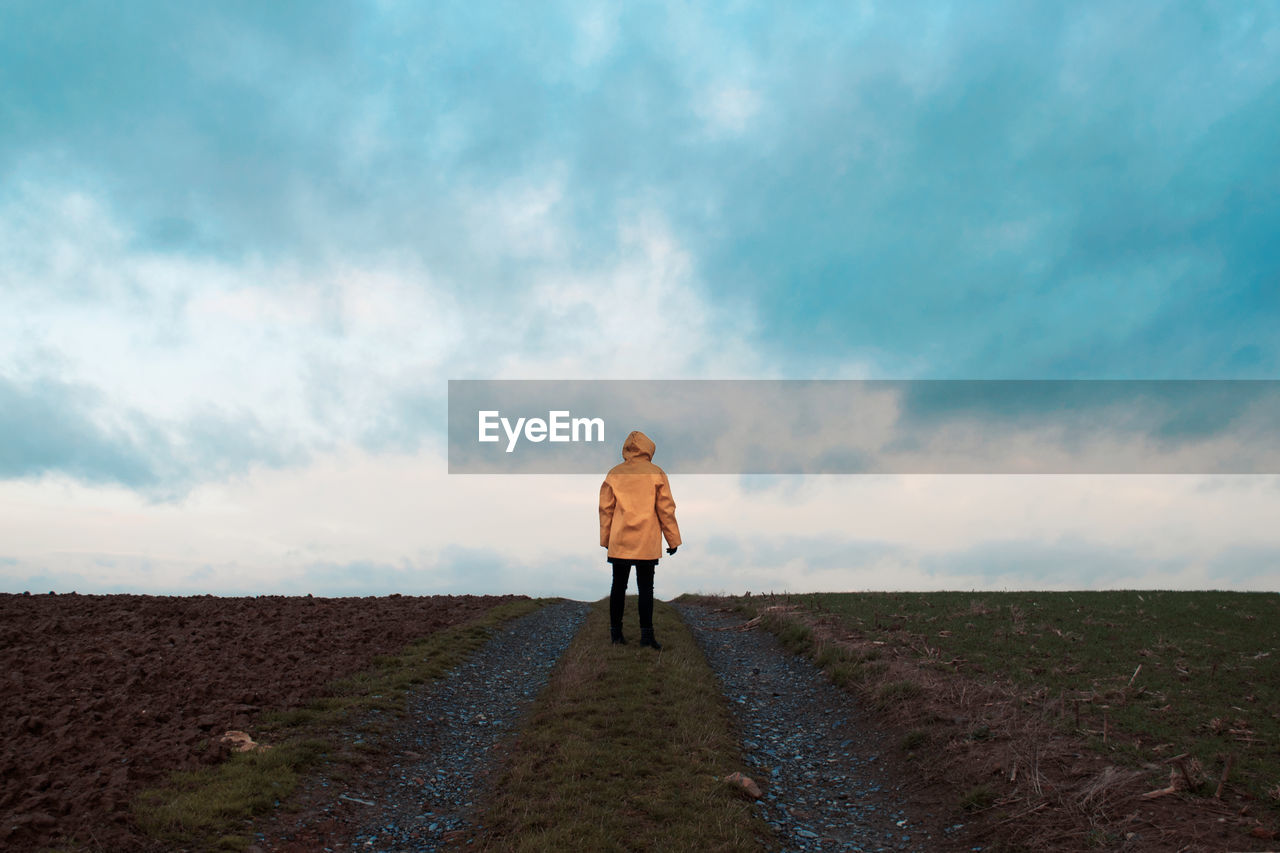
[
  {"x1": 491, "y1": 210, "x2": 764, "y2": 380},
  {"x1": 1, "y1": 179, "x2": 779, "y2": 501},
  {"x1": 572, "y1": 1, "x2": 620, "y2": 69},
  {"x1": 4, "y1": 452, "x2": 1278, "y2": 597},
  {"x1": 0, "y1": 184, "x2": 456, "y2": 445},
  {"x1": 458, "y1": 172, "x2": 571, "y2": 260},
  {"x1": 697, "y1": 86, "x2": 763, "y2": 136}
]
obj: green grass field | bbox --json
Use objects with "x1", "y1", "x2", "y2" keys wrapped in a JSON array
[{"x1": 742, "y1": 590, "x2": 1280, "y2": 808}]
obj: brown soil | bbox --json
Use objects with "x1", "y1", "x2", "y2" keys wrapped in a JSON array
[
  {"x1": 708, "y1": 596, "x2": 1280, "y2": 852},
  {"x1": 0, "y1": 591, "x2": 521, "y2": 852}
]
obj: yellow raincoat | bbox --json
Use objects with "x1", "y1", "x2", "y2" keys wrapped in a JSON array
[{"x1": 599, "y1": 431, "x2": 682, "y2": 560}]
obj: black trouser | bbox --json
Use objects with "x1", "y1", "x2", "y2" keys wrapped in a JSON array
[{"x1": 609, "y1": 558, "x2": 656, "y2": 630}]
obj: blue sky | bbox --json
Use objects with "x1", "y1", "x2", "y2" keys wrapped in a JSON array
[{"x1": 2, "y1": 1, "x2": 1278, "y2": 597}]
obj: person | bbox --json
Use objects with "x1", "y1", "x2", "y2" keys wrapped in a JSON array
[{"x1": 598, "y1": 430, "x2": 682, "y2": 649}]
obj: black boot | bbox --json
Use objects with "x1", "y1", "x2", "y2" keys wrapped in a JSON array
[
  {"x1": 610, "y1": 624, "x2": 627, "y2": 645},
  {"x1": 636, "y1": 563, "x2": 659, "y2": 649}
]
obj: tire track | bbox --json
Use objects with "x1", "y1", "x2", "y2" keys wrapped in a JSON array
[
  {"x1": 256, "y1": 599, "x2": 588, "y2": 852},
  {"x1": 677, "y1": 603, "x2": 944, "y2": 852}
]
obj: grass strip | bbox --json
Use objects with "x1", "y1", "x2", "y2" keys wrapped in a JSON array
[
  {"x1": 468, "y1": 598, "x2": 771, "y2": 853},
  {"x1": 131, "y1": 597, "x2": 549, "y2": 852}
]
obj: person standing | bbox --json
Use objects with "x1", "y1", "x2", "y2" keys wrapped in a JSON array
[{"x1": 598, "y1": 430, "x2": 682, "y2": 649}]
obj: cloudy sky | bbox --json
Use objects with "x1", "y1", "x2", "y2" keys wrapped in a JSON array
[{"x1": 2, "y1": 1, "x2": 1278, "y2": 599}]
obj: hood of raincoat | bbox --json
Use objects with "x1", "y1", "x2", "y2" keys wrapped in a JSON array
[{"x1": 621, "y1": 430, "x2": 656, "y2": 462}]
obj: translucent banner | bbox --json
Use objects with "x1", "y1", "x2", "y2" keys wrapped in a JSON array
[{"x1": 447, "y1": 380, "x2": 1280, "y2": 474}]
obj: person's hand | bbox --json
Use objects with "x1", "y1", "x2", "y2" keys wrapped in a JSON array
[{"x1": 666, "y1": 546, "x2": 678, "y2": 556}]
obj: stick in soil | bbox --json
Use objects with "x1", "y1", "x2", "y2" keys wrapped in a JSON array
[{"x1": 1215, "y1": 754, "x2": 1233, "y2": 799}]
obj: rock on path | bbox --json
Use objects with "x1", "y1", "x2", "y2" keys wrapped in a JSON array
[{"x1": 677, "y1": 603, "x2": 944, "y2": 853}]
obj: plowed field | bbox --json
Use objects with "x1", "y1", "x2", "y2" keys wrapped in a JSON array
[{"x1": 0, "y1": 592, "x2": 521, "y2": 851}]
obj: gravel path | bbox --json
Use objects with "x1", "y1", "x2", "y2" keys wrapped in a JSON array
[
  {"x1": 677, "y1": 603, "x2": 948, "y2": 853},
  {"x1": 351, "y1": 599, "x2": 588, "y2": 850},
  {"x1": 260, "y1": 599, "x2": 588, "y2": 852}
]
